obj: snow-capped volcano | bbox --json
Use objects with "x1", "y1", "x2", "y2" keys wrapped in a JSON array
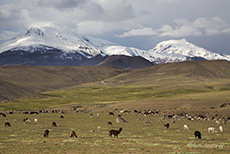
[
  {"x1": 0, "y1": 26, "x2": 230, "y2": 66},
  {"x1": 148, "y1": 39, "x2": 230, "y2": 63},
  {"x1": 0, "y1": 26, "x2": 103, "y2": 58}
]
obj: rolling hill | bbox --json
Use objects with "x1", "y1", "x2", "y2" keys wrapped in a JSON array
[
  {"x1": 0, "y1": 65, "x2": 126, "y2": 102},
  {"x1": 0, "y1": 60, "x2": 230, "y2": 111}
]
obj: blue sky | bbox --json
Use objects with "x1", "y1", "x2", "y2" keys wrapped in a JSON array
[{"x1": 0, "y1": 0, "x2": 230, "y2": 54}]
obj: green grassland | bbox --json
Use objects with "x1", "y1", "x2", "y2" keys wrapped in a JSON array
[
  {"x1": 1, "y1": 74, "x2": 230, "y2": 112},
  {"x1": 0, "y1": 60, "x2": 230, "y2": 153},
  {"x1": 0, "y1": 112, "x2": 230, "y2": 154}
]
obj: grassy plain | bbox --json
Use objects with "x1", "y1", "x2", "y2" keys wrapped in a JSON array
[
  {"x1": 1, "y1": 112, "x2": 230, "y2": 154},
  {"x1": 0, "y1": 60, "x2": 230, "y2": 153}
]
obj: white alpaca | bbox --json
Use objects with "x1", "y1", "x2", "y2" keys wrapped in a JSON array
[
  {"x1": 24, "y1": 119, "x2": 31, "y2": 124},
  {"x1": 183, "y1": 124, "x2": 189, "y2": 130},
  {"x1": 219, "y1": 126, "x2": 223, "y2": 132},
  {"x1": 34, "y1": 118, "x2": 38, "y2": 122},
  {"x1": 208, "y1": 127, "x2": 215, "y2": 133}
]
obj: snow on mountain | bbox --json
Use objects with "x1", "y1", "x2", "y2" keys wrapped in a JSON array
[
  {"x1": 0, "y1": 26, "x2": 101, "y2": 58},
  {"x1": 0, "y1": 26, "x2": 230, "y2": 66},
  {"x1": 149, "y1": 39, "x2": 230, "y2": 63}
]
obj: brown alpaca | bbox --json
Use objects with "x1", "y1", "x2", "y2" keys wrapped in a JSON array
[
  {"x1": 164, "y1": 123, "x2": 170, "y2": 129},
  {"x1": 43, "y1": 129, "x2": 49, "y2": 137},
  {"x1": 68, "y1": 131, "x2": 78, "y2": 138},
  {"x1": 109, "y1": 128, "x2": 122, "y2": 138},
  {"x1": 52, "y1": 122, "x2": 57, "y2": 127},
  {"x1": 5, "y1": 122, "x2": 11, "y2": 127}
]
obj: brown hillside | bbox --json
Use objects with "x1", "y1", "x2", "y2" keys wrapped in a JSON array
[
  {"x1": 97, "y1": 55, "x2": 153, "y2": 70},
  {"x1": 0, "y1": 65, "x2": 126, "y2": 102},
  {"x1": 105, "y1": 60, "x2": 230, "y2": 85}
]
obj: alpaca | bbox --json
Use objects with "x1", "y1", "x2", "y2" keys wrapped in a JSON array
[
  {"x1": 164, "y1": 123, "x2": 170, "y2": 129},
  {"x1": 108, "y1": 121, "x2": 113, "y2": 125},
  {"x1": 44, "y1": 129, "x2": 49, "y2": 137},
  {"x1": 194, "y1": 131, "x2": 201, "y2": 139},
  {"x1": 34, "y1": 119, "x2": 38, "y2": 122},
  {"x1": 109, "y1": 112, "x2": 114, "y2": 115},
  {"x1": 52, "y1": 122, "x2": 57, "y2": 127},
  {"x1": 5, "y1": 122, "x2": 11, "y2": 127},
  {"x1": 68, "y1": 131, "x2": 77, "y2": 138},
  {"x1": 219, "y1": 126, "x2": 223, "y2": 132},
  {"x1": 109, "y1": 128, "x2": 122, "y2": 138},
  {"x1": 60, "y1": 115, "x2": 64, "y2": 119},
  {"x1": 184, "y1": 124, "x2": 189, "y2": 130},
  {"x1": 208, "y1": 127, "x2": 215, "y2": 133}
]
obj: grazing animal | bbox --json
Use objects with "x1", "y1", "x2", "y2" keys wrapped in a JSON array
[
  {"x1": 184, "y1": 124, "x2": 189, "y2": 130},
  {"x1": 109, "y1": 128, "x2": 122, "y2": 138},
  {"x1": 0, "y1": 113, "x2": 6, "y2": 117},
  {"x1": 90, "y1": 114, "x2": 93, "y2": 118},
  {"x1": 109, "y1": 112, "x2": 114, "y2": 115},
  {"x1": 164, "y1": 123, "x2": 170, "y2": 129},
  {"x1": 68, "y1": 131, "x2": 77, "y2": 138},
  {"x1": 208, "y1": 127, "x2": 215, "y2": 133},
  {"x1": 23, "y1": 118, "x2": 31, "y2": 124},
  {"x1": 5, "y1": 122, "x2": 11, "y2": 127},
  {"x1": 108, "y1": 121, "x2": 113, "y2": 125},
  {"x1": 219, "y1": 126, "x2": 223, "y2": 132},
  {"x1": 34, "y1": 119, "x2": 38, "y2": 122},
  {"x1": 60, "y1": 115, "x2": 64, "y2": 119},
  {"x1": 52, "y1": 122, "x2": 57, "y2": 127},
  {"x1": 43, "y1": 129, "x2": 49, "y2": 137},
  {"x1": 194, "y1": 131, "x2": 201, "y2": 139}
]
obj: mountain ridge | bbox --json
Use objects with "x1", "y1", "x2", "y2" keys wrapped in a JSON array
[{"x1": 0, "y1": 26, "x2": 230, "y2": 67}]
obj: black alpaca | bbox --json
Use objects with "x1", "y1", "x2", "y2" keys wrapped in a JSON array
[
  {"x1": 194, "y1": 131, "x2": 201, "y2": 139},
  {"x1": 109, "y1": 128, "x2": 122, "y2": 138},
  {"x1": 5, "y1": 122, "x2": 11, "y2": 127},
  {"x1": 68, "y1": 131, "x2": 78, "y2": 138},
  {"x1": 164, "y1": 123, "x2": 170, "y2": 129},
  {"x1": 52, "y1": 122, "x2": 57, "y2": 127},
  {"x1": 109, "y1": 112, "x2": 114, "y2": 115},
  {"x1": 44, "y1": 129, "x2": 49, "y2": 137},
  {"x1": 108, "y1": 121, "x2": 113, "y2": 125}
]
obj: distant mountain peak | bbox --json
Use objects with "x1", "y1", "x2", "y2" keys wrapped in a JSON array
[
  {"x1": 149, "y1": 38, "x2": 230, "y2": 63},
  {"x1": 0, "y1": 26, "x2": 230, "y2": 66}
]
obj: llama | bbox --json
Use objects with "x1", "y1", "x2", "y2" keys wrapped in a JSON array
[
  {"x1": 164, "y1": 123, "x2": 170, "y2": 129},
  {"x1": 109, "y1": 128, "x2": 122, "y2": 138},
  {"x1": 97, "y1": 126, "x2": 102, "y2": 130},
  {"x1": 52, "y1": 122, "x2": 57, "y2": 127},
  {"x1": 208, "y1": 127, "x2": 216, "y2": 133},
  {"x1": 44, "y1": 129, "x2": 49, "y2": 137},
  {"x1": 194, "y1": 131, "x2": 201, "y2": 139},
  {"x1": 219, "y1": 126, "x2": 223, "y2": 132},
  {"x1": 5, "y1": 122, "x2": 11, "y2": 127},
  {"x1": 68, "y1": 131, "x2": 78, "y2": 138},
  {"x1": 109, "y1": 112, "x2": 114, "y2": 116},
  {"x1": 184, "y1": 124, "x2": 189, "y2": 130},
  {"x1": 23, "y1": 118, "x2": 31, "y2": 124}
]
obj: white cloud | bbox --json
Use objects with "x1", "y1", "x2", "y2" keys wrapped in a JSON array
[
  {"x1": 0, "y1": 30, "x2": 18, "y2": 41},
  {"x1": 116, "y1": 27, "x2": 157, "y2": 37},
  {"x1": 117, "y1": 17, "x2": 230, "y2": 38}
]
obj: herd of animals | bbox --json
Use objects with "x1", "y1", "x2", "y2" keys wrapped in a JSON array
[{"x1": 1, "y1": 108, "x2": 229, "y2": 140}]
